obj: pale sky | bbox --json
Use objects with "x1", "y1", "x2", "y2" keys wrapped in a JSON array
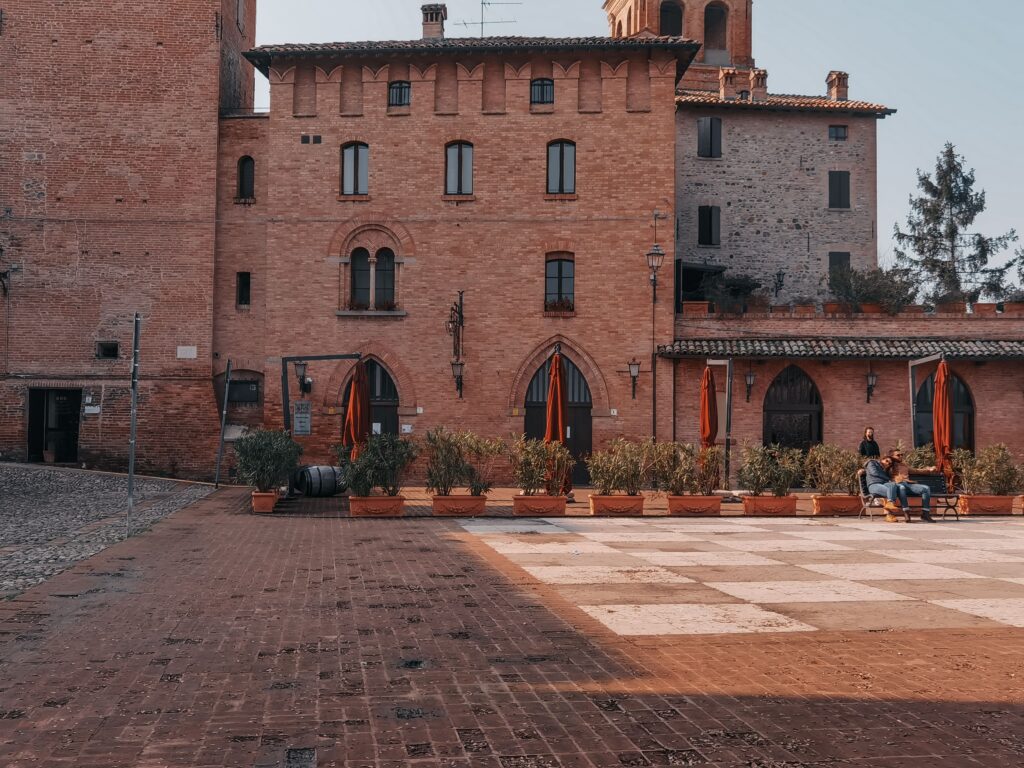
[{"x1": 253, "y1": 0, "x2": 1023, "y2": 264}]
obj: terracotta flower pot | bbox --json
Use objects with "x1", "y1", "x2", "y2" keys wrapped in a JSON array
[
  {"x1": 350, "y1": 496, "x2": 406, "y2": 517},
  {"x1": 681, "y1": 301, "x2": 711, "y2": 317},
  {"x1": 900, "y1": 305, "x2": 926, "y2": 315},
  {"x1": 589, "y1": 495, "x2": 645, "y2": 517},
  {"x1": 971, "y1": 303, "x2": 998, "y2": 316},
  {"x1": 742, "y1": 495, "x2": 798, "y2": 516},
  {"x1": 792, "y1": 304, "x2": 816, "y2": 316},
  {"x1": 667, "y1": 496, "x2": 722, "y2": 516},
  {"x1": 432, "y1": 495, "x2": 487, "y2": 517},
  {"x1": 936, "y1": 302, "x2": 966, "y2": 314},
  {"x1": 251, "y1": 491, "x2": 279, "y2": 513},
  {"x1": 1001, "y1": 302, "x2": 1024, "y2": 316},
  {"x1": 822, "y1": 302, "x2": 844, "y2": 315},
  {"x1": 958, "y1": 495, "x2": 1016, "y2": 516},
  {"x1": 770, "y1": 305, "x2": 791, "y2": 315},
  {"x1": 857, "y1": 303, "x2": 883, "y2": 314},
  {"x1": 512, "y1": 495, "x2": 568, "y2": 517},
  {"x1": 812, "y1": 495, "x2": 862, "y2": 516},
  {"x1": 42, "y1": 450, "x2": 56, "y2": 464}
]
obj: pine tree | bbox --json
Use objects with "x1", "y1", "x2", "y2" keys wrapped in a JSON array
[{"x1": 894, "y1": 143, "x2": 1018, "y2": 303}]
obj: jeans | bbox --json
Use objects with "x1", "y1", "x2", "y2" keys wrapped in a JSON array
[
  {"x1": 868, "y1": 483, "x2": 898, "y2": 505},
  {"x1": 898, "y1": 482, "x2": 932, "y2": 513}
]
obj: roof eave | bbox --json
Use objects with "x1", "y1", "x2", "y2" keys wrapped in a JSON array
[{"x1": 675, "y1": 98, "x2": 896, "y2": 118}]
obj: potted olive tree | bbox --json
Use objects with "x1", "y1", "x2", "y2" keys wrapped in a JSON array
[
  {"x1": 426, "y1": 428, "x2": 475, "y2": 517},
  {"x1": 586, "y1": 439, "x2": 654, "y2": 516},
  {"x1": 953, "y1": 445, "x2": 1022, "y2": 515},
  {"x1": 345, "y1": 434, "x2": 419, "y2": 517},
  {"x1": 654, "y1": 443, "x2": 723, "y2": 516},
  {"x1": 509, "y1": 435, "x2": 574, "y2": 516},
  {"x1": 233, "y1": 429, "x2": 303, "y2": 513},
  {"x1": 463, "y1": 434, "x2": 506, "y2": 512},
  {"x1": 804, "y1": 444, "x2": 862, "y2": 515},
  {"x1": 738, "y1": 443, "x2": 802, "y2": 515}
]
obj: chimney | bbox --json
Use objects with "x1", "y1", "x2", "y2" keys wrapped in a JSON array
[
  {"x1": 827, "y1": 70, "x2": 849, "y2": 102},
  {"x1": 718, "y1": 67, "x2": 742, "y2": 101},
  {"x1": 421, "y1": 4, "x2": 447, "y2": 39},
  {"x1": 749, "y1": 68, "x2": 768, "y2": 102}
]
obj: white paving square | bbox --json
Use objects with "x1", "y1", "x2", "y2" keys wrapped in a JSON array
[
  {"x1": 873, "y1": 549, "x2": 1024, "y2": 564},
  {"x1": 789, "y1": 530, "x2": 907, "y2": 541},
  {"x1": 650, "y1": 523, "x2": 769, "y2": 533},
  {"x1": 715, "y1": 539, "x2": 852, "y2": 552},
  {"x1": 578, "y1": 531, "x2": 701, "y2": 543},
  {"x1": 579, "y1": 603, "x2": 816, "y2": 636},
  {"x1": 522, "y1": 565, "x2": 693, "y2": 585},
  {"x1": 459, "y1": 522, "x2": 570, "y2": 534},
  {"x1": 935, "y1": 538, "x2": 1024, "y2": 551},
  {"x1": 486, "y1": 540, "x2": 619, "y2": 555},
  {"x1": 932, "y1": 599, "x2": 1024, "y2": 627},
  {"x1": 800, "y1": 562, "x2": 985, "y2": 580},
  {"x1": 706, "y1": 580, "x2": 913, "y2": 604},
  {"x1": 1002, "y1": 578, "x2": 1024, "y2": 586},
  {"x1": 633, "y1": 551, "x2": 783, "y2": 567}
]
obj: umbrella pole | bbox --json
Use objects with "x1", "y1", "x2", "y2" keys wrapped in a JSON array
[{"x1": 724, "y1": 358, "x2": 734, "y2": 489}]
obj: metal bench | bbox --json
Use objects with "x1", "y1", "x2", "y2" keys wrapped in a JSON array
[{"x1": 857, "y1": 471, "x2": 960, "y2": 520}]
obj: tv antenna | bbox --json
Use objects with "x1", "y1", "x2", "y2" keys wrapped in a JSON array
[{"x1": 453, "y1": 0, "x2": 521, "y2": 37}]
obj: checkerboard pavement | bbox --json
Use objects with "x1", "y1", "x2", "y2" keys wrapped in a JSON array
[{"x1": 461, "y1": 516, "x2": 1024, "y2": 636}]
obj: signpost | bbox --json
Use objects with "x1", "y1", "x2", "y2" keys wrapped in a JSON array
[
  {"x1": 214, "y1": 360, "x2": 233, "y2": 488},
  {"x1": 126, "y1": 313, "x2": 141, "y2": 537}
]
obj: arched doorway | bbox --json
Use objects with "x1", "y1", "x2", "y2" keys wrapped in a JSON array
[
  {"x1": 525, "y1": 356, "x2": 593, "y2": 486},
  {"x1": 763, "y1": 365, "x2": 823, "y2": 451},
  {"x1": 342, "y1": 359, "x2": 399, "y2": 436},
  {"x1": 914, "y1": 371, "x2": 975, "y2": 450}
]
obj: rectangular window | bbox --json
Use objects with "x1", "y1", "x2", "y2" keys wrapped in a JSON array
[
  {"x1": 228, "y1": 380, "x2": 260, "y2": 404},
  {"x1": 697, "y1": 117, "x2": 722, "y2": 157},
  {"x1": 829, "y1": 171, "x2": 851, "y2": 209},
  {"x1": 545, "y1": 259, "x2": 575, "y2": 310},
  {"x1": 387, "y1": 81, "x2": 411, "y2": 107},
  {"x1": 828, "y1": 252, "x2": 851, "y2": 288},
  {"x1": 829, "y1": 125, "x2": 848, "y2": 141},
  {"x1": 236, "y1": 271, "x2": 251, "y2": 306},
  {"x1": 531, "y1": 79, "x2": 555, "y2": 105},
  {"x1": 698, "y1": 206, "x2": 721, "y2": 246},
  {"x1": 96, "y1": 342, "x2": 119, "y2": 359},
  {"x1": 547, "y1": 141, "x2": 576, "y2": 194},
  {"x1": 341, "y1": 143, "x2": 369, "y2": 195},
  {"x1": 445, "y1": 143, "x2": 473, "y2": 195}
]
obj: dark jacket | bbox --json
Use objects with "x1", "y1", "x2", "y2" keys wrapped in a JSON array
[
  {"x1": 864, "y1": 460, "x2": 891, "y2": 488},
  {"x1": 859, "y1": 439, "x2": 881, "y2": 458}
]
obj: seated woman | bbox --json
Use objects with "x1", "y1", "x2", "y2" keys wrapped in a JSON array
[
  {"x1": 864, "y1": 456, "x2": 908, "y2": 523},
  {"x1": 887, "y1": 448, "x2": 936, "y2": 523}
]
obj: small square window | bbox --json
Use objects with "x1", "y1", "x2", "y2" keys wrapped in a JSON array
[
  {"x1": 96, "y1": 342, "x2": 119, "y2": 359},
  {"x1": 530, "y1": 79, "x2": 555, "y2": 105},
  {"x1": 829, "y1": 125, "x2": 848, "y2": 141},
  {"x1": 228, "y1": 380, "x2": 260, "y2": 403},
  {"x1": 312, "y1": 135, "x2": 322, "y2": 144},
  {"x1": 301, "y1": 135, "x2": 311, "y2": 144},
  {"x1": 388, "y1": 81, "x2": 411, "y2": 107}
]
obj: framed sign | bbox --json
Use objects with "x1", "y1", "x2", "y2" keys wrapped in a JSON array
[{"x1": 293, "y1": 400, "x2": 312, "y2": 436}]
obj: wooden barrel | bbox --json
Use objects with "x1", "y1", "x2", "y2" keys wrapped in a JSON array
[{"x1": 298, "y1": 466, "x2": 346, "y2": 497}]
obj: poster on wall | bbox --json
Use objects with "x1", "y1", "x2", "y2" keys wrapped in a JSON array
[{"x1": 293, "y1": 400, "x2": 312, "y2": 436}]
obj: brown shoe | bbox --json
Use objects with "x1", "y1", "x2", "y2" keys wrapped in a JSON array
[{"x1": 884, "y1": 513, "x2": 899, "y2": 523}]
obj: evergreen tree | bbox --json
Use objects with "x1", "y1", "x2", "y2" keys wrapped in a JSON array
[{"x1": 894, "y1": 143, "x2": 1018, "y2": 303}]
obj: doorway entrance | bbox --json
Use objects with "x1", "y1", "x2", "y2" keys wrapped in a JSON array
[
  {"x1": 28, "y1": 389, "x2": 83, "y2": 463},
  {"x1": 762, "y1": 365, "x2": 823, "y2": 452},
  {"x1": 524, "y1": 357, "x2": 593, "y2": 486}
]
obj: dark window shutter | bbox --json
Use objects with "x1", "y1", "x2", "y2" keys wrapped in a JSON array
[
  {"x1": 698, "y1": 206, "x2": 710, "y2": 244},
  {"x1": 710, "y1": 118, "x2": 722, "y2": 158},
  {"x1": 828, "y1": 252, "x2": 851, "y2": 288},
  {"x1": 710, "y1": 205, "x2": 721, "y2": 245},
  {"x1": 829, "y1": 171, "x2": 850, "y2": 209},
  {"x1": 697, "y1": 118, "x2": 711, "y2": 157}
]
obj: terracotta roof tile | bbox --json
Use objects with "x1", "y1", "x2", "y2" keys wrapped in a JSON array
[
  {"x1": 246, "y1": 36, "x2": 700, "y2": 75},
  {"x1": 659, "y1": 338, "x2": 1024, "y2": 360},
  {"x1": 676, "y1": 89, "x2": 895, "y2": 116}
]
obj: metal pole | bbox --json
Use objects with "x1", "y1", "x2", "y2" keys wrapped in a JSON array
[
  {"x1": 280, "y1": 359, "x2": 292, "y2": 433},
  {"x1": 651, "y1": 275, "x2": 658, "y2": 441},
  {"x1": 126, "y1": 313, "x2": 141, "y2": 537},
  {"x1": 214, "y1": 360, "x2": 233, "y2": 488},
  {"x1": 724, "y1": 358, "x2": 734, "y2": 488}
]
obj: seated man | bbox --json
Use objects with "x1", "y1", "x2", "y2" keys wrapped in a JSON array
[
  {"x1": 888, "y1": 448, "x2": 936, "y2": 523},
  {"x1": 864, "y1": 456, "x2": 908, "y2": 523}
]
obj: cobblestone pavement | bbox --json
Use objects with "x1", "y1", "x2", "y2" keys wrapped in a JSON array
[
  {"x1": 0, "y1": 464, "x2": 212, "y2": 598},
  {"x1": 1, "y1": 488, "x2": 1023, "y2": 767}
]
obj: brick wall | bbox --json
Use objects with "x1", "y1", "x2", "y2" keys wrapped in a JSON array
[{"x1": 676, "y1": 107, "x2": 880, "y2": 302}]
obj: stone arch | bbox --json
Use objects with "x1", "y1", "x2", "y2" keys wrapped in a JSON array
[
  {"x1": 507, "y1": 335, "x2": 611, "y2": 414},
  {"x1": 322, "y1": 345, "x2": 418, "y2": 413},
  {"x1": 328, "y1": 217, "x2": 416, "y2": 260},
  {"x1": 660, "y1": 0, "x2": 684, "y2": 36},
  {"x1": 762, "y1": 364, "x2": 823, "y2": 451},
  {"x1": 704, "y1": 0, "x2": 729, "y2": 51},
  {"x1": 914, "y1": 368, "x2": 975, "y2": 451}
]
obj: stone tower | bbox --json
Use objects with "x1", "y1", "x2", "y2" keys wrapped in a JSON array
[{"x1": 603, "y1": 0, "x2": 754, "y2": 90}]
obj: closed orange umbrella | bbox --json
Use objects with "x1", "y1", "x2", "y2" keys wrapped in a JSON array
[
  {"x1": 699, "y1": 366, "x2": 718, "y2": 449},
  {"x1": 544, "y1": 349, "x2": 572, "y2": 495},
  {"x1": 341, "y1": 361, "x2": 371, "y2": 461},
  {"x1": 933, "y1": 359, "x2": 953, "y2": 481}
]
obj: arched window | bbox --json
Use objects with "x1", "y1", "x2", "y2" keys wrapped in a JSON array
[
  {"x1": 445, "y1": 142, "x2": 473, "y2": 195},
  {"x1": 762, "y1": 365, "x2": 823, "y2": 452},
  {"x1": 375, "y1": 248, "x2": 396, "y2": 309},
  {"x1": 387, "y1": 80, "x2": 411, "y2": 107},
  {"x1": 547, "y1": 140, "x2": 576, "y2": 194},
  {"x1": 237, "y1": 156, "x2": 255, "y2": 199},
  {"x1": 350, "y1": 248, "x2": 371, "y2": 309},
  {"x1": 545, "y1": 256, "x2": 575, "y2": 312},
  {"x1": 660, "y1": 1, "x2": 683, "y2": 35},
  {"x1": 704, "y1": 2, "x2": 728, "y2": 52},
  {"x1": 341, "y1": 142, "x2": 369, "y2": 196},
  {"x1": 915, "y1": 372, "x2": 975, "y2": 450},
  {"x1": 530, "y1": 78, "x2": 555, "y2": 105},
  {"x1": 525, "y1": 354, "x2": 593, "y2": 485},
  {"x1": 616, "y1": 20, "x2": 623, "y2": 38},
  {"x1": 343, "y1": 359, "x2": 399, "y2": 436}
]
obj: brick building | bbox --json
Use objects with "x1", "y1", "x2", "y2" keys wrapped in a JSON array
[{"x1": 2, "y1": 0, "x2": 1022, "y2": 481}]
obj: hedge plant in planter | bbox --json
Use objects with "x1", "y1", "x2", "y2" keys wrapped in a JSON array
[
  {"x1": 585, "y1": 439, "x2": 654, "y2": 516},
  {"x1": 348, "y1": 433, "x2": 419, "y2": 517},
  {"x1": 425, "y1": 428, "x2": 476, "y2": 517},
  {"x1": 804, "y1": 444, "x2": 862, "y2": 515},
  {"x1": 509, "y1": 435, "x2": 573, "y2": 516},
  {"x1": 463, "y1": 434, "x2": 506, "y2": 499},
  {"x1": 952, "y1": 445, "x2": 1023, "y2": 515},
  {"x1": 738, "y1": 443, "x2": 802, "y2": 515},
  {"x1": 654, "y1": 443, "x2": 723, "y2": 516},
  {"x1": 233, "y1": 429, "x2": 303, "y2": 513}
]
